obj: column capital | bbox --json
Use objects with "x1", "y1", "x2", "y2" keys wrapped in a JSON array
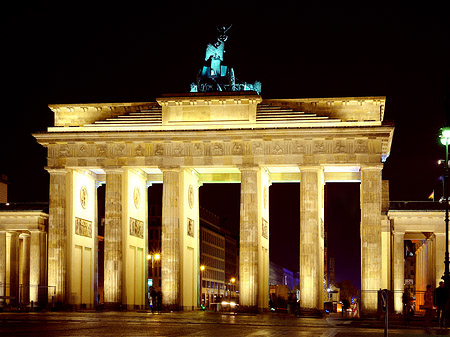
[
  {"x1": 237, "y1": 164, "x2": 260, "y2": 172},
  {"x1": 360, "y1": 164, "x2": 383, "y2": 171},
  {"x1": 298, "y1": 165, "x2": 323, "y2": 172},
  {"x1": 159, "y1": 165, "x2": 181, "y2": 173},
  {"x1": 45, "y1": 167, "x2": 67, "y2": 175},
  {"x1": 393, "y1": 230, "x2": 405, "y2": 236},
  {"x1": 103, "y1": 167, "x2": 124, "y2": 174}
]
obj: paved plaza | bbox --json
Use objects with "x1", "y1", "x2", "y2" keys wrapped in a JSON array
[{"x1": 0, "y1": 310, "x2": 449, "y2": 336}]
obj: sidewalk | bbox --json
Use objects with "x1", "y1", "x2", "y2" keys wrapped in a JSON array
[{"x1": 326, "y1": 311, "x2": 449, "y2": 331}]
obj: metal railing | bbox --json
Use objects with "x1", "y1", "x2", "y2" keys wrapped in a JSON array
[{"x1": 0, "y1": 283, "x2": 55, "y2": 310}]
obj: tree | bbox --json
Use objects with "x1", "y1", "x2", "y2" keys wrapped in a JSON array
[{"x1": 336, "y1": 280, "x2": 358, "y2": 302}]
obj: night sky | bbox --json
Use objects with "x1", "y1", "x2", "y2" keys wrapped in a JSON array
[{"x1": 2, "y1": 3, "x2": 449, "y2": 290}]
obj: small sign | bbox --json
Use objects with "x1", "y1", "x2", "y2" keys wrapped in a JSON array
[{"x1": 405, "y1": 279, "x2": 414, "y2": 285}]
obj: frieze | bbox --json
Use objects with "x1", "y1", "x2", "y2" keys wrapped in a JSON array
[
  {"x1": 272, "y1": 142, "x2": 284, "y2": 155},
  {"x1": 46, "y1": 137, "x2": 382, "y2": 167},
  {"x1": 232, "y1": 142, "x2": 243, "y2": 155},
  {"x1": 96, "y1": 144, "x2": 107, "y2": 157},
  {"x1": 293, "y1": 141, "x2": 306, "y2": 154},
  {"x1": 129, "y1": 217, "x2": 144, "y2": 239},
  {"x1": 115, "y1": 144, "x2": 126, "y2": 157},
  {"x1": 134, "y1": 144, "x2": 145, "y2": 156},
  {"x1": 173, "y1": 144, "x2": 184, "y2": 156},
  {"x1": 313, "y1": 141, "x2": 325, "y2": 153},
  {"x1": 154, "y1": 144, "x2": 164, "y2": 156},
  {"x1": 78, "y1": 144, "x2": 89, "y2": 157},
  {"x1": 252, "y1": 142, "x2": 263, "y2": 155},
  {"x1": 193, "y1": 143, "x2": 203, "y2": 156},
  {"x1": 333, "y1": 140, "x2": 347, "y2": 153},
  {"x1": 211, "y1": 143, "x2": 224, "y2": 156},
  {"x1": 75, "y1": 217, "x2": 92, "y2": 238},
  {"x1": 59, "y1": 144, "x2": 70, "y2": 157},
  {"x1": 355, "y1": 139, "x2": 369, "y2": 153}
]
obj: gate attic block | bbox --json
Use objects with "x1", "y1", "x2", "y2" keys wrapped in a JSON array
[{"x1": 34, "y1": 93, "x2": 394, "y2": 312}]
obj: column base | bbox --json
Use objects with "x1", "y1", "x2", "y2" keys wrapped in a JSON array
[
  {"x1": 237, "y1": 305, "x2": 259, "y2": 314},
  {"x1": 299, "y1": 307, "x2": 323, "y2": 317},
  {"x1": 163, "y1": 303, "x2": 180, "y2": 311},
  {"x1": 103, "y1": 302, "x2": 124, "y2": 310}
]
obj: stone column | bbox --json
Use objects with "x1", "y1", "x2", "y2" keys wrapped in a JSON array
[
  {"x1": 0, "y1": 230, "x2": 6, "y2": 303},
  {"x1": 435, "y1": 233, "x2": 445, "y2": 286},
  {"x1": 299, "y1": 166, "x2": 324, "y2": 310},
  {"x1": 9, "y1": 232, "x2": 19, "y2": 305},
  {"x1": 360, "y1": 165, "x2": 382, "y2": 312},
  {"x1": 104, "y1": 169, "x2": 123, "y2": 308},
  {"x1": 20, "y1": 233, "x2": 31, "y2": 304},
  {"x1": 239, "y1": 167, "x2": 259, "y2": 309},
  {"x1": 161, "y1": 168, "x2": 181, "y2": 309},
  {"x1": 427, "y1": 236, "x2": 435, "y2": 287},
  {"x1": 392, "y1": 231, "x2": 404, "y2": 313},
  {"x1": 0, "y1": 231, "x2": 6, "y2": 304},
  {"x1": 30, "y1": 230, "x2": 46, "y2": 305},
  {"x1": 47, "y1": 169, "x2": 67, "y2": 304}
]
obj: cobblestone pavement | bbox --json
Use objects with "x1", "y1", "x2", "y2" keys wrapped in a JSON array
[{"x1": 0, "y1": 310, "x2": 449, "y2": 336}]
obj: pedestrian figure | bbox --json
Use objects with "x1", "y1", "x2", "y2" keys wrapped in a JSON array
[
  {"x1": 402, "y1": 290, "x2": 410, "y2": 321},
  {"x1": 435, "y1": 281, "x2": 448, "y2": 328},
  {"x1": 157, "y1": 291, "x2": 162, "y2": 312},
  {"x1": 150, "y1": 288, "x2": 157, "y2": 313},
  {"x1": 424, "y1": 285, "x2": 434, "y2": 327}
]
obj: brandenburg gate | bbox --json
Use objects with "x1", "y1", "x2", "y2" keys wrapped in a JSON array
[
  {"x1": 34, "y1": 93, "x2": 394, "y2": 312},
  {"x1": 33, "y1": 28, "x2": 394, "y2": 312}
]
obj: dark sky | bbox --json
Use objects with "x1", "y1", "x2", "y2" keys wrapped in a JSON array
[{"x1": 2, "y1": 3, "x2": 449, "y2": 289}]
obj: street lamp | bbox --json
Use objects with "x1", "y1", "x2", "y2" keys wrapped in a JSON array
[
  {"x1": 230, "y1": 277, "x2": 236, "y2": 301},
  {"x1": 200, "y1": 265, "x2": 206, "y2": 309},
  {"x1": 440, "y1": 127, "x2": 450, "y2": 290},
  {"x1": 147, "y1": 252, "x2": 161, "y2": 309},
  {"x1": 147, "y1": 252, "x2": 161, "y2": 269}
]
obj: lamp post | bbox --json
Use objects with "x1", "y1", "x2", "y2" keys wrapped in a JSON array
[
  {"x1": 200, "y1": 265, "x2": 205, "y2": 309},
  {"x1": 440, "y1": 127, "x2": 450, "y2": 289},
  {"x1": 230, "y1": 277, "x2": 236, "y2": 301},
  {"x1": 147, "y1": 253, "x2": 161, "y2": 289}
]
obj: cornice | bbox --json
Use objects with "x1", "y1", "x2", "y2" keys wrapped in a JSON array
[{"x1": 34, "y1": 125, "x2": 394, "y2": 143}]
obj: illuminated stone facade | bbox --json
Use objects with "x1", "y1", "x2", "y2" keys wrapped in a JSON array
[
  {"x1": 385, "y1": 201, "x2": 447, "y2": 314},
  {"x1": 34, "y1": 93, "x2": 393, "y2": 311},
  {"x1": 0, "y1": 205, "x2": 48, "y2": 307}
]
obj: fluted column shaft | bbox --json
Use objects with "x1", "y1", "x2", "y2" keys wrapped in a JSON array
[
  {"x1": 104, "y1": 169, "x2": 123, "y2": 307},
  {"x1": 47, "y1": 169, "x2": 67, "y2": 304},
  {"x1": 20, "y1": 234, "x2": 31, "y2": 304},
  {"x1": 239, "y1": 167, "x2": 259, "y2": 308},
  {"x1": 161, "y1": 169, "x2": 180, "y2": 309},
  {"x1": 393, "y1": 231, "x2": 405, "y2": 313},
  {"x1": 9, "y1": 232, "x2": 19, "y2": 304},
  {"x1": 0, "y1": 231, "x2": 5, "y2": 303},
  {"x1": 300, "y1": 167, "x2": 324, "y2": 310},
  {"x1": 360, "y1": 166, "x2": 382, "y2": 312},
  {"x1": 30, "y1": 230, "x2": 46, "y2": 304}
]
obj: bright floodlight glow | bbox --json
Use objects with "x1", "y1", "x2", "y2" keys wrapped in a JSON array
[
  {"x1": 441, "y1": 127, "x2": 450, "y2": 145},
  {"x1": 154, "y1": 253, "x2": 160, "y2": 260},
  {"x1": 200, "y1": 265, "x2": 205, "y2": 271},
  {"x1": 147, "y1": 254, "x2": 151, "y2": 260},
  {"x1": 230, "y1": 277, "x2": 236, "y2": 283}
]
